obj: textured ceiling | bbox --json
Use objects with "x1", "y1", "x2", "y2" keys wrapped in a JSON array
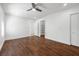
[{"x1": 1, "y1": 3, "x2": 79, "y2": 20}]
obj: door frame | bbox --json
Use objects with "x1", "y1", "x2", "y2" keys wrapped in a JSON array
[
  {"x1": 37, "y1": 20, "x2": 45, "y2": 37},
  {"x1": 70, "y1": 12, "x2": 79, "y2": 45}
]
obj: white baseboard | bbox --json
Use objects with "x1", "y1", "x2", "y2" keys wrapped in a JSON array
[
  {"x1": 5, "y1": 35, "x2": 31, "y2": 40},
  {"x1": 45, "y1": 36, "x2": 71, "y2": 45},
  {"x1": 0, "y1": 40, "x2": 5, "y2": 51}
]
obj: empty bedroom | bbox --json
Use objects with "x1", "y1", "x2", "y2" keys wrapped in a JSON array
[{"x1": 0, "y1": 3, "x2": 79, "y2": 56}]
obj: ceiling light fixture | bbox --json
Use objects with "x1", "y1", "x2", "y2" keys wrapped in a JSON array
[
  {"x1": 32, "y1": 8, "x2": 36, "y2": 11},
  {"x1": 64, "y1": 3, "x2": 67, "y2": 6}
]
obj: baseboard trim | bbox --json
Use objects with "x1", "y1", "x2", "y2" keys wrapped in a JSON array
[
  {"x1": 0, "y1": 40, "x2": 5, "y2": 51},
  {"x1": 5, "y1": 35, "x2": 32, "y2": 40},
  {"x1": 45, "y1": 36, "x2": 71, "y2": 45}
]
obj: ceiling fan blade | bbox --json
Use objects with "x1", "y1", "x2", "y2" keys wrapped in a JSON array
[
  {"x1": 32, "y1": 3, "x2": 36, "y2": 8},
  {"x1": 27, "y1": 8, "x2": 32, "y2": 11},
  {"x1": 37, "y1": 3, "x2": 46, "y2": 8},
  {"x1": 36, "y1": 8, "x2": 42, "y2": 12}
]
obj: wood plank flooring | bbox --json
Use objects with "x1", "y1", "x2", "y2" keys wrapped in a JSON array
[{"x1": 0, "y1": 36, "x2": 79, "y2": 56}]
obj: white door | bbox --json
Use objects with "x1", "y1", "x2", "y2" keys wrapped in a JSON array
[{"x1": 71, "y1": 13, "x2": 79, "y2": 47}]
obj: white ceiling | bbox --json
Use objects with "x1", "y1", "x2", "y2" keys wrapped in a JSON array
[{"x1": 1, "y1": 3, "x2": 79, "y2": 20}]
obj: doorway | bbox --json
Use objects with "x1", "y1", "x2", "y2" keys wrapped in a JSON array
[{"x1": 40, "y1": 20, "x2": 45, "y2": 37}]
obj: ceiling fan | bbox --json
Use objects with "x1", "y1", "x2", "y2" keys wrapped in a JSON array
[{"x1": 27, "y1": 3, "x2": 42, "y2": 12}]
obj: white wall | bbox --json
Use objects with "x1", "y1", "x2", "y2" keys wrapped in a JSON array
[
  {"x1": 5, "y1": 14, "x2": 34, "y2": 40},
  {"x1": 0, "y1": 4, "x2": 5, "y2": 50},
  {"x1": 41, "y1": 6, "x2": 79, "y2": 45}
]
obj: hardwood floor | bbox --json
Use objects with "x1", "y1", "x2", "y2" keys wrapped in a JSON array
[{"x1": 0, "y1": 36, "x2": 79, "y2": 56}]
